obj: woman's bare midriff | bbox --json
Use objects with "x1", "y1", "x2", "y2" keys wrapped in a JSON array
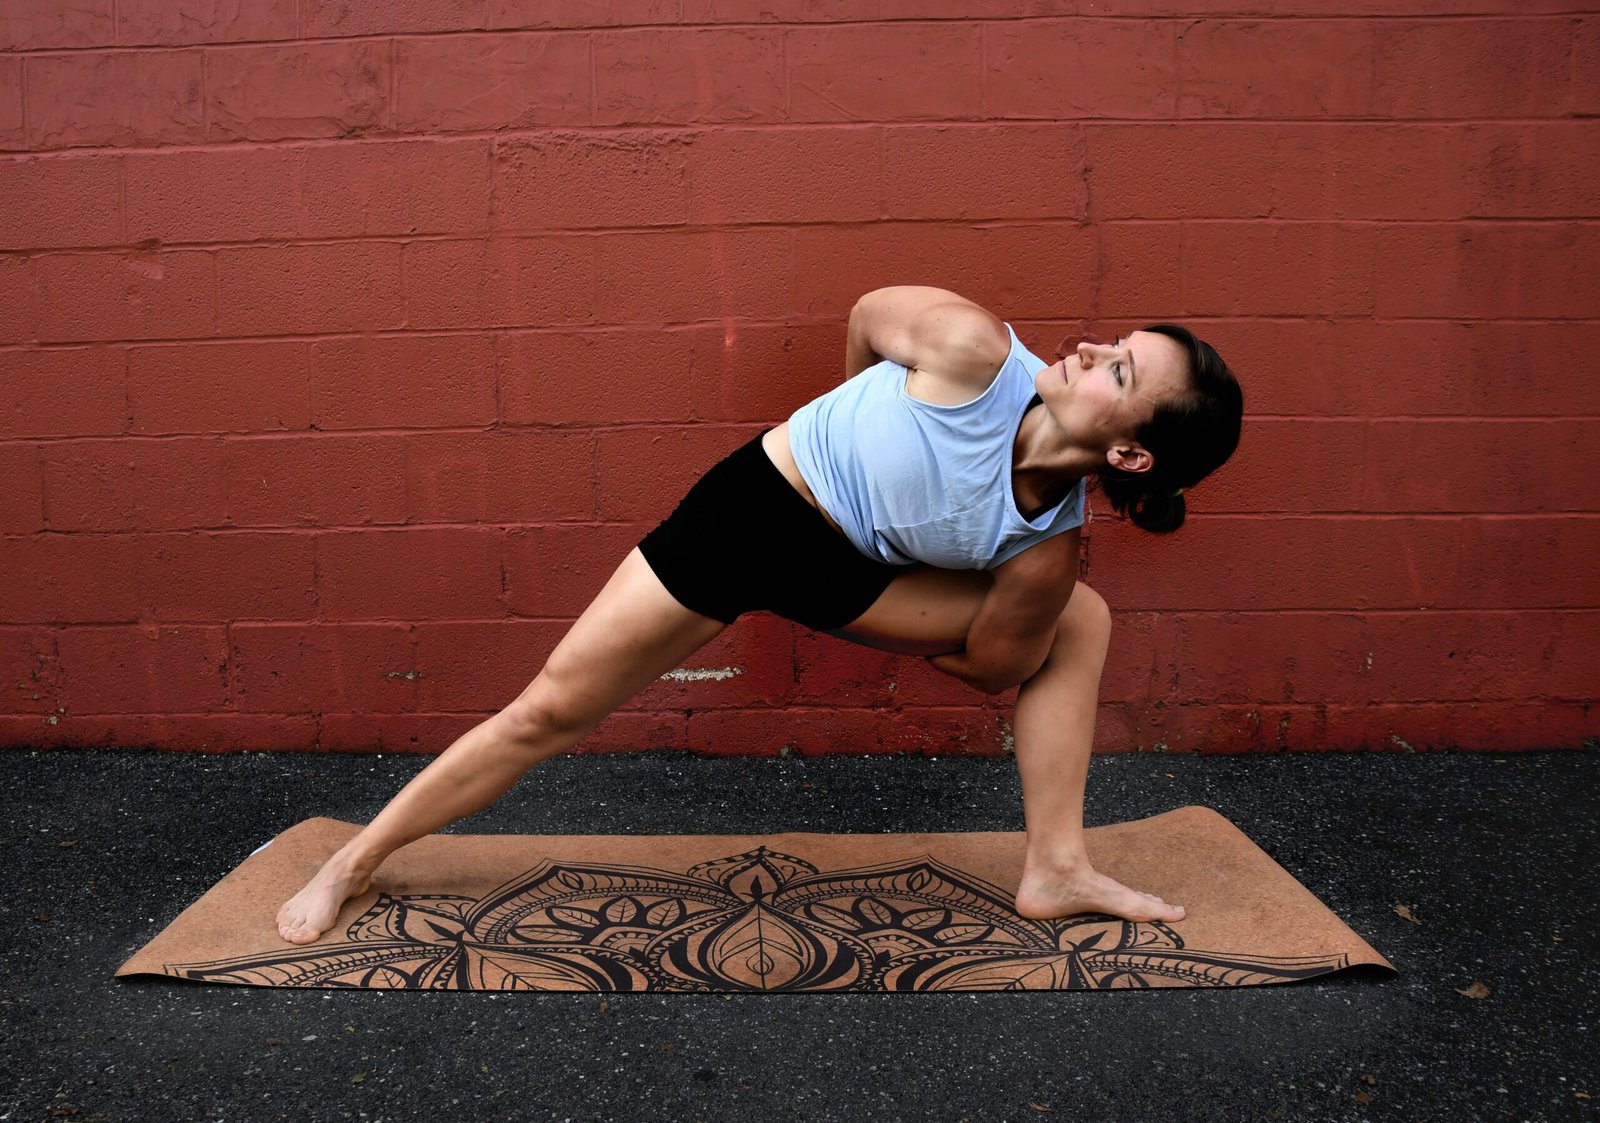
[{"x1": 761, "y1": 422, "x2": 850, "y2": 541}]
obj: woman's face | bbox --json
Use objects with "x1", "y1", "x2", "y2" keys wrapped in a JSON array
[{"x1": 1036, "y1": 330, "x2": 1190, "y2": 472}]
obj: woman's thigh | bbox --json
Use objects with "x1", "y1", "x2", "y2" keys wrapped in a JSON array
[
  {"x1": 824, "y1": 565, "x2": 994, "y2": 657},
  {"x1": 511, "y1": 547, "x2": 728, "y2": 729}
]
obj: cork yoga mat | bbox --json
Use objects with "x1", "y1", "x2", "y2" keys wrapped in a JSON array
[{"x1": 117, "y1": 806, "x2": 1393, "y2": 992}]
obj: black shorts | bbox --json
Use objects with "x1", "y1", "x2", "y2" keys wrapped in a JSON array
[{"x1": 637, "y1": 430, "x2": 906, "y2": 632}]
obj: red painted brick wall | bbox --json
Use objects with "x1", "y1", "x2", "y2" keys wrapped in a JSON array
[{"x1": 2, "y1": 3, "x2": 1596, "y2": 756}]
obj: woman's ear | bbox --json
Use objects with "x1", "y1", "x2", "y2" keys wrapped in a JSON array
[{"x1": 1106, "y1": 444, "x2": 1154, "y2": 475}]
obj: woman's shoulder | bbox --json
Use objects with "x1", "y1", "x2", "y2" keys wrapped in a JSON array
[
  {"x1": 902, "y1": 305, "x2": 1014, "y2": 405},
  {"x1": 915, "y1": 304, "x2": 1011, "y2": 380}
]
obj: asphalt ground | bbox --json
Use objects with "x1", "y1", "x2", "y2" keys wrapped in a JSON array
[{"x1": 1, "y1": 745, "x2": 1595, "y2": 1123}]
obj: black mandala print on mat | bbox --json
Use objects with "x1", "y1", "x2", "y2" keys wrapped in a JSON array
[{"x1": 165, "y1": 846, "x2": 1353, "y2": 991}]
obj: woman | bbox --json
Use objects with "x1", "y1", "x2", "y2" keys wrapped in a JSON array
[{"x1": 276, "y1": 285, "x2": 1243, "y2": 945}]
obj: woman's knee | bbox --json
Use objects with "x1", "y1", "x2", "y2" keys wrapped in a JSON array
[
  {"x1": 499, "y1": 673, "x2": 593, "y2": 746},
  {"x1": 1053, "y1": 582, "x2": 1112, "y2": 653}
]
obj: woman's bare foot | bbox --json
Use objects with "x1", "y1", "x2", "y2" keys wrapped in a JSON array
[
  {"x1": 1014, "y1": 862, "x2": 1186, "y2": 924},
  {"x1": 275, "y1": 857, "x2": 374, "y2": 945}
]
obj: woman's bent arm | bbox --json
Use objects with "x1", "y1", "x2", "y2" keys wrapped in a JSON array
[
  {"x1": 927, "y1": 532, "x2": 1080, "y2": 694},
  {"x1": 844, "y1": 286, "x2": 1008, "y2": 383}
]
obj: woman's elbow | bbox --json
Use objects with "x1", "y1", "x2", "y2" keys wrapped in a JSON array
[{"x1": 970, "y1": 659, "x2": 1041, "y2": 696}]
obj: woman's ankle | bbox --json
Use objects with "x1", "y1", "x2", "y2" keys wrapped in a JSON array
[
  {"x1": 1022, "y1": 846, "x2": 1091, "y2": 876},
  {"x1": 326, "y1": 840, "x2": 384, "y2": 880}
]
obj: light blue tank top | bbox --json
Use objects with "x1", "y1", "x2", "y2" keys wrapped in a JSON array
[{"x1": 787, "y1": 323, "x2": 1086, "y2": 570}]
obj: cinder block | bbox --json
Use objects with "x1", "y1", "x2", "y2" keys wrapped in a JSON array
[
  {"x1": 789, "y1": 224, "x2": 983, "y2": 318},
  {"x1": 1084, "y1": 122, "x2": 1600, "y2": 222},
  {"x1": 698, "y1": 321, "x2": 852, "y2": 424},
  {"x1": 789, "y1": 223, "x2": 1097, "y2": 321},
  {"x1": 42, "y1": 436, "x2": 228, "y2": 531},
  {"x1": 594, "y1": 28, "x2": 784, "y2": 126},
  {"x1": 300, "y1": 0, "x2": 475, "y2": 38},
  {"x1": 310, "y1": 333, "x2": 495, "y2": 430},
  {"x1": 1373, "y1": 223, "x2": 1600, "y2": 319},
  {"x1": 1178, "y1": 21, "x2": 1375, "y2": 118},
  {"x1": 124, "y1": 146, "x2": 299, "y2": 246},
  {"x1": 129, "y1": 340, "x2": 310, "y2": 435},
  {"x1": 1363, "y1": 611, "x2": 1600, "y2": 703},
  {"x1": 1575, "y1": 18, "x2": 1600, "y2": 115},
  {"x1": 1373, "y1": 19, "x2": 1573, "y2": 118},
  {"x1": 1463, "y1": 518, "x2": 1600, "y2": 609},
  {"x1": 26, "y1": 48, "x2": 203, "y2": 149},
  {"x1": 318, "y1": 711, "x2": 486, "y2": 755},
  {"x1": 0, "y1": 0, "x2": 113, "y2": 51},
  {"x1": 1360, "y1": 419, "x2": 1597, "y2": 514},
  {"x1": 404, "y1": 237, "x2": 599, "y2": 330},
  {"x1": 685, "y1": 706, "x2": 893, "y2": 757},
  {"x1": 56, "y1": 624, "x2": 229, "y2": 713},
  {"x1": 1213, "y1": 318, "x2": 1600, "y2": 418},
  {"x1": 394, "y1": 32, "x2": 591, "y2": 131},
  {"x1": 0, "y1": 152, "x2": 120, "y2": 250},
  {"x1": 576, "y1": 710, "x2": 688, "y2": 754},
  {"x1": 0, "y1": 626, "x2": 59, "y2": 714},
  {"x1": 987, "y1": 20, "x2": 1178, "y2": 120},
  {"x1": 302, "y1": 138, "x2": 493, "y2": 238},
  {"x1": 1086, "y1": 514, "x2": 1599, "y2": 611},
  {"x1": 399, "y1": 429, "x2": 595, "y2": 522},
  {"x1": 1198, "y1": 419, "x2": 1361, "y2": 514},
  {"x1": 498, "y1": 326, "x2": 716, "y2": 425},
  {"x1": 686, "y1": 127, "x2": 881, "y2": 225},
  {"x1": 215, "y1": 242, "x2": 402, "y2": 337},
  {"x1": 590, "y1": 227, "x2": 792, "y2": 324},
  {"x1": 221, "y1": 433, "x2": 410, "y2": 528},
  {"x1": 118, "y1": 0, "x2": 294, "y2": 46},
  {"x1": 316, "y1": 526, "x2": 502, "y2": 620},
  {"x1": 1099, "y1": 222, "x2": 1183, "y2": 321},
  {"x1": 0, "y1": 56, "x2": 21, "y2": 150},
  {"x1": 883, "y1": 706, "x2": 1009, "y2": 757},
  {"x1": 229, "y1": 622, "x2": 416, "y2": 713},
  {"x1": 1085, "y1": 124, "x2": 1270, "y2": 221},
  {"x1": 883, "y1": 123, "x2": 1086, "y2": 221},
  {"x1": 790, "y1": 632, "x2": 901, "y2": 706},
  {"x1": 35, "y1": 249, "x2": 215, "y2": 344},
  {"x1": 494, "y1": 131, "x2": 688, "y2": 230},
  {"x1": 0, "y1": 254, "x2": 34, "y2": 344},
  {"x1": 486, "y1": 1, "x2": 680, "y2": 33},
  {"x1": 1181, "y1": 221, "x2": 1376, "y2": 317},
  {"x1": 0, "y1": 534, "x2": 140, "y2": 623},
  {"x1": 0, "y1": 346, "x2": 125, "y2": 438},
  {"x1": 136, "y1": 531, "x2": 317, "y2": 621},
  {"x1": 788, "y1": 23, "x2": 982, "y2": 122},
  {"x1": 1322, "y1": 701, "x2": 1599, "y2": 752},
  {"x1": 206, "y1": 40, "x2": 388, "y2": 143}
]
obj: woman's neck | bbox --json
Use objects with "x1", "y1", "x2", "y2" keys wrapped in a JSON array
[{"x1": 1012, "y1": 402, "x2": 1100, "y2": 515}]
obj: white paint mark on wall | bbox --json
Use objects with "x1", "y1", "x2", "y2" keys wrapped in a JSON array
[{"x1": 659, "y1": 667, "x2": 744, "y2": 682}]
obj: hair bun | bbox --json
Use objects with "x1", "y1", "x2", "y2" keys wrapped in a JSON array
[{"x1": 1130, "y1": 488, "x2": 1186, "y2": 534}]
